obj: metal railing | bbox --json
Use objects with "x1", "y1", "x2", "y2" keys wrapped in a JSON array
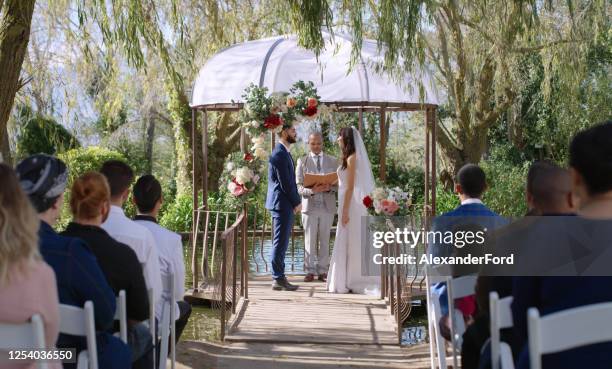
[
  {"x1": 216, "y1": 207, "x2": 248, "y2": 341},
  {"x1": 379, "y1": 208, "x2": 429, "y2": 344}
]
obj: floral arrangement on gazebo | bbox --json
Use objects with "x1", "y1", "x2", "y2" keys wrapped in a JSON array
[
  {"x1": 241, "y1": 80, "x2": 335, "y2": 138},
  {"x1": 222, "y1": 80, "x2": 335, "y2": 207},
  {"x1": 363, "y1": 186, "x2": 414, "y2": 217}
]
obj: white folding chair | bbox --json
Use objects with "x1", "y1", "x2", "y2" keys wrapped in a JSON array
[
  {"x1": 490, "y1": 292, "x2": 514, "y2": 369},
  {"x1": 425, "y1": 266, "x2": 449, "y2": 369},
  {"x1": 158, "y1": 272, "x2": 176, "y2": 369},
  {"x1": 59, "y1": 301, "x2": 98, "y2": 369},
  {"x1": 146, "y1": 287, "x2": 156, "y2": 369},
  {"x1": 0, "y1": 314, "x2": 48, "y2": 369},
  {"x1": 114, "y1": 290, "x2": 128, "y2": 343},
  {"x1": 446, "y1": 274, "x2": 477, "y2": 369},
  {"x1": 528, "y1": 302, "x2": 612, "y2": 369}
]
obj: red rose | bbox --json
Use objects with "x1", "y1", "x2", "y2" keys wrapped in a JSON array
[
  {"x1": 363, "y1": 195, "x2": 374, "y2": 208},
  {"x1": 303, "y1": 106, "x2": 317, "y2": 117},
  {"x1": 243, "y1": 152, "x2": 254, "y2": 162},
  {"x1": 263, "y1": 114, "x2": 283, "y2": 129},
  {"x1": 307, "y1": 97, "x2": 318, "y2": 107}
]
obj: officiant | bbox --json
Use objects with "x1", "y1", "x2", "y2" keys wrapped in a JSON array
[{"x1": 296, "y1": 132, "x2": 339, "y2": 282}]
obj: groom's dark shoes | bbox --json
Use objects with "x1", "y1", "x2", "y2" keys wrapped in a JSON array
[{"x1": 272, "y1": 277, "x2": 299, "y2": 291}]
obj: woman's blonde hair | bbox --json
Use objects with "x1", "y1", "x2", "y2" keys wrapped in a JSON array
[{"x1": 0, "y1": 163, "x2": 41, "y2": 285}]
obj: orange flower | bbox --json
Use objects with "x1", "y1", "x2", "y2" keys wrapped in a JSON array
[{"x1": 286, "y1": 97, "x2": 297, "y2": 108}]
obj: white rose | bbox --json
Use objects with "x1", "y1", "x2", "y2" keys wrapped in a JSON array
[
  {"x1": 250, "y1": 120, "x2": 260, "y2": 128},
  {"x1": 372, "y1": 188, "x2": 386, "y2": 201},
  {"x1": 254, "y1": 147, "x2": 268, "y2": 159},
  {"x1": 226, "y1": 162, "x2": 234, "y2": 172},
  {"x1": 235, "y1": 167, "x2": 253, "y2": 185}
]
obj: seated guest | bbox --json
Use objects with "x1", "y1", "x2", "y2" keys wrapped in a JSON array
[
  {"x1": 15, "y1": 155, "x2": 130, "y2": 369},
  {"x1": 133, "y1": 175, "x2": 191, "y2": 342},
  {"x1": 99, "y1": 160, "x2": 164, "y2": 368},
  {"x1": 463, "y1": 162, "x2": 575, "y2": 369},
  {"x1": 0, "y1": 164, "x2": 61, "y2": 369},
  {"x1": 512, "y1": 120, "x2": 612, "y2": 369},
  {"x1": 60, "y1": 172, "x2": 153, "y2": 366},
  {"x1": 429, "y1": 164, "x2": 501, "y2": 339}
]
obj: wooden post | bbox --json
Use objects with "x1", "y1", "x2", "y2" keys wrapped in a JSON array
[
  {"x1": 431, "y1": 108, "x2": 437, "y2": 215},
  {"x1": 358, "y1": 107, "x2": 364, "y2": 136},
  {"x1": 191, "y1": 109, "x2": 199, "y2": 292},
  {"x1": 379, "y1": 107, "x2": 387, "y2": 182},
  {"x1": 201, "y1": 110, "x2": 208, "y2": 209},
  {"x1": 242, "y1": 204, "x2": 249, "y2": 299}
]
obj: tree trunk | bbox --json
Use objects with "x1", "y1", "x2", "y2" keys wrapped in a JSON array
[
  {"x1": 0, "y1": 0, "x2": 36, "y2": 165},
  {"x1": 166, "y1": 83, "x2": 193, "y2": 196},
  {"x1": 144, "y1": 108, "x2": 155, "y2": 174}
]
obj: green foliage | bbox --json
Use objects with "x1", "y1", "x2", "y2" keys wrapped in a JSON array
[
  {"x1": 56, "y1": 146, "x2": 128, "y2": 229},
  {"x1": 15, "y1": 107, "x2": 80, "y2": 160},
  {"x1": 481, "y1": 160, "x2": 529, "y2": 217},
  {"x1": 434, "y1": 184, "x2": 459, "y2": 215},
  {"x1": 59, "y1": 146, "x2": 125, "y2": 183},
  {"x1": 159, "y1": 193, "x2": 193, "y2": 233}
]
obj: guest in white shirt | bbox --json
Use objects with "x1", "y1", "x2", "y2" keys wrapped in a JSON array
[
  {"x1": 132, "y1": 175, "x2": 191, "y2": 342},
  {"x1": 99, "y1": 161, "x2": 166, "y2": 317}
]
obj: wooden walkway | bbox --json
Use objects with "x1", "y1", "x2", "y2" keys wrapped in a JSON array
[
  {"x1": 173, "y1": 276, "x2": 436, "y2": 369},
  {"x1": 226, "y1": 276, "x2": 399, "y2": 344}
]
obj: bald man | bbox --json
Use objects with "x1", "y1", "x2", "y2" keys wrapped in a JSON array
[{"x1": 296, "y1": 132, "x2": 339, "y2": 282}]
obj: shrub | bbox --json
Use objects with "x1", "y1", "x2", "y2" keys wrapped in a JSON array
[
  {"x1": 57, "y1": 146, "x2": 133, "y2": 229},
  {"x1": 159, "y1": 194, "x2": 194, "y2": 233},
  {"x1": 15, "y1": 112, "x2": 80, "y2": 159}
]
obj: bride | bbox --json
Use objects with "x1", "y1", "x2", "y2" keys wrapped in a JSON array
[{"x1": 327, "y1": 127, "x2": 380, "y2": 294}]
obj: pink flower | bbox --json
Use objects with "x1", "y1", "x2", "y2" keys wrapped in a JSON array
[
  {"x1": 381, "y1": 199, "x2": 399, "y2": 216},
  {"x1": 228, "y1": 178, "x2": 247, "y2": 197},
  {"x1": 307, "y1": 97, "x2": 318, "y2": 107}
]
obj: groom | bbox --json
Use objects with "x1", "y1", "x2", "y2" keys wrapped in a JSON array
[{"x1": 266, "y1": 123, "x2": 301, "y2": 291}]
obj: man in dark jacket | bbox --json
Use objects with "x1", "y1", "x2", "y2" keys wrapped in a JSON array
[
  {"x1": 16, "y1": 154, "x2": 131, "y2": 369},
  {"x1": 265, "y1": 124, "x2": 302, "y2": 291}
]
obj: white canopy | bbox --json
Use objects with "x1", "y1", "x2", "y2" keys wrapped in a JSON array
[{"x1": 190, "y1": 32, "x2": 439, "y2": 108}]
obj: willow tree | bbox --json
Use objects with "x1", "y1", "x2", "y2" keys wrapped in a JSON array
[
  {"x1": 0, "y1": 0, "x2": 36, "y2": 164},
  {"x1": 285, "y1": 0, "x2": 609, "y2": 175}
]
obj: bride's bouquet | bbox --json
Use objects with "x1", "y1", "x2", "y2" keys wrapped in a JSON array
[{"x1": 362, "y1": 186, "x2": 413, "y2": 217}]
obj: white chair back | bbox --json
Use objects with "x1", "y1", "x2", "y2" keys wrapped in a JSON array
[
  {"x1": 0, "y1": 314, "x2": 48, "y2": 369},
  {"x1": 141, "y1": 263, "x2": 156, "y2": 369},
  {"x1": 528, "y1": 302, "x2": 612, "y2": 369},
  {"x1": 58, "y1": 301, "x2": 98, "y2": 369},
  {"x1": 490, "y1": 292, "x2": 514, "y2": 369},
  {"x1": 446, "y1": 275, "x2": 477, "y2": 369},
  {"x1": 425, "y1": 266, "x2": 448, "y2": 368},
  {"x1": 114, "y1": 290, "x2": 128, "y2": 343},
  {"x1": 158, "y1": 272, "x2": 176, "y2": 369}
]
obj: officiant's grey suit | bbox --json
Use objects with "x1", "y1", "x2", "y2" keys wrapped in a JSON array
[{"x1": 296, "y1": 152, "x2": 339, "y2": 275}]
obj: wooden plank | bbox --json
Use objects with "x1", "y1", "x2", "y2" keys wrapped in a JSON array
[{"x1": 225, "y1": 277, "x2": 399, "y2": 345}]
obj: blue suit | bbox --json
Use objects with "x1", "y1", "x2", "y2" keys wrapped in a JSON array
[
  {"x1": 430, "y1": 202, "x2": 502, "y2": 316},
  {"x1": 39, "y1": 221, "x2": 131, "y2": 369},
  {"x1": 266, "y1": 143, "x2": 301, "y2": 280}
]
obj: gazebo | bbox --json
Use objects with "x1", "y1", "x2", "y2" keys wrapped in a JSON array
[
  {"x1": 188, "y1": 33, "x2": 439, "y2": 341},
  {"x1": 190, "y1": 31, "x2": 439, "y2": 214}
]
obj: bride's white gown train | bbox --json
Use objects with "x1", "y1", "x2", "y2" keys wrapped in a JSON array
[{"x1": 327, "y1": 165, "x2": 380, "y2": 295}]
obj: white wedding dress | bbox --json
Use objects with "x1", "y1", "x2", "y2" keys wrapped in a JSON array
[{"x1": 327, "y1": 129, "x2": 380, "y2": 295}]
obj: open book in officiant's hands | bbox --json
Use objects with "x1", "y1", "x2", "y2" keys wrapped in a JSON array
[{"x1": 303, "y1": 172, "x2": 338, "y2": 188}]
